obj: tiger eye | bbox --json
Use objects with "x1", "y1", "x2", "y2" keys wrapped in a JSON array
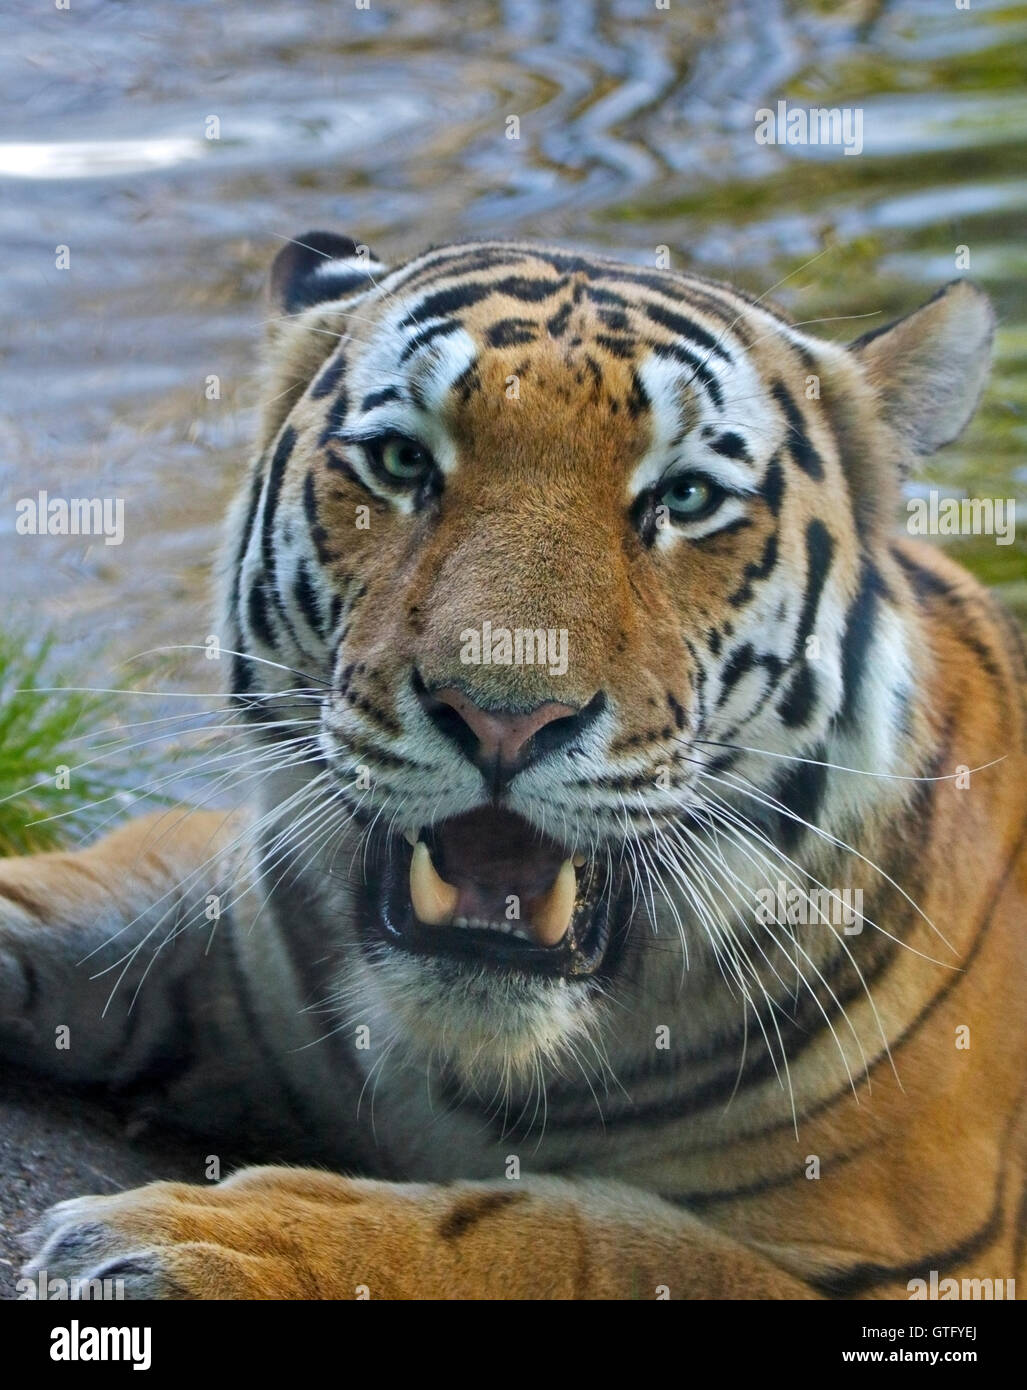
[{"x1": 381, "y1": 436, "x2": 433, "y2": 481}]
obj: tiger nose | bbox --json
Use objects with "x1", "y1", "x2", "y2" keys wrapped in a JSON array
[{"x1": 428, "y1": 688, "x2": 578, "y2": 770}]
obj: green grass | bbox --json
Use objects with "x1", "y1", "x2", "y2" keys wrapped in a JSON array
[{"x1": 0, "y1": 630, "x2": 165, "y2": 856}]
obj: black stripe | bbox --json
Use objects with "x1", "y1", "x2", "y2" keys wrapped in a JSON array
[
  {"x1": 772, "y1": 745, "x2": 828, "y2": 850},
  {"x1": 451, "y1": 362, "x2": 481, "y2": 403},
  {"x1": 892, "y1": 548, "x2": 1008, "y2": 686},
  {"x1": 522, "y1": 248, "x2": 757, "y2": 333},
  {"x1": 230, "y1": 462, "x2": 266, "y2": 620},
  {"x1": 230, "y1": 650, "x2": 253, "y2": 699},
  {"x1": 400, "y1": 274, "x2": 565, "y2": 327},
  {"x1": 837, "y1": 560, "x2": 884, "y2": 727},
  {"x1": 583, "y1": 355, "x2": 603, "y2": 389},
  {"x1": 666, "y1": 1143, "x2": 867, "y2": 1212},
  {"x1": 772, "y1": 381, "x2": 824, "y2": 479},
  {"x1": 598, "y1": 307, "x2": 631, "y2": 332},
  {"x1": 391, "y1": 245, "x2": 767, "y2": 335},
  {"x1": 259, "y1": 425, "x2": 299, "y2": 641},
  {"x1": 685, "y1": 637, "x2": 708, "y2": 730},
  {"x1": 710, "y1": 431, "x2": 750, "y2": 462},
  {"x1": 293, "y1": 559, "x2": 324, "y2": 638},
  {"x1": 486, "y1": 317, "x2": 538, "y2": 348},
  {"x1": 393, "y1": 245, "x2": 533, "y2": 295},
  {"x1": 639, "y1": 299, "x2": 731, "y2": 361},
  {"x1": 727, "y1": 531, "x2": 778, "y2": 607},
  {"x1": 792, "y1": 520, "x2": 834, "y2": 658},
  {"x1": 247, "y1": 579, "x2": 277, "y2": 648},
  {"x1": 779, "y1": 664, "x2": 817, "y2": 727},
  {"x1": 286, "y1": 267, "x2": 367, "y2": 312},
  {"x1": 302, "y1": 470, "x2": 320, "y2": 527},
  {"x1": 360, "y1": 386, "x2": 402, "y2": 413},
  {"x1": 399, "y1": 318, "x2": 461, "y2": 362},
  {"x1": 892, "y1": 546, "x2": 955, "y2": 599},
  {"x1": 761, "y1": 452, "x2": 785, "y2": 515},
  {"x1": 310, "y1": 350, "x2": 347, "y2": 400},
  {"x1": 583, "y1": 284, "x2": 630, "y2": 308},
  {"x1": 546, "y1": 302, "x2": 573, "y2": 337},
  {"x1": 260, "y1": 426, "x2": 297, "y2": 586},
  {"x1": 700, "y1": 516, "x2": 752, "y2": 542},
  {"x1": 595, "y1": 333, "x2": 636, "y2": 359},
  {"x1": 717, "y1": 642, "x2": 757, "y2": 704},
  {"x1": 651, "y1": 342, "x2": 724, "y2": 409},
  {"x1": 438, "y1": 1190, "x2": 526, "y2": 1240},
  {"x1": 316, "y1": 388, "x2": 350, "y2": 448},
  {"x1": 626, "y1": 368, "x2": 650, "y2": 418},
  {"x1": 322, "y1": 444, "x2": 364, "y2": 489}
]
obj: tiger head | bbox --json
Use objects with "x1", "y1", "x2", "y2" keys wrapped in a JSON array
[{"x1": 224, "y1": 233, "x2": 993, "y2": 1081}]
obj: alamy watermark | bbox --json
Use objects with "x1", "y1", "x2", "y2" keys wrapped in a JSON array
[
  {"x1": 906, "y1": 491, "x2": 1015, "y2": 545},
  {"x1": 755, "y1": 879, "x2": 864, "y2": 934},
  {"x1": 907, "y1": 1271, "x2": 1015, "y2": 1300},
  {"x1": 15, "y1": 490, "x2": 125, "y2": 546},
  {"x1": 17, "y1": 1268, "x2": 125, "y2": 1300},
  {"x1": 754, "y1": 99, "x2": 863, "y2": 156},
  {"x1": 460, "y1": 622, "x2": 569, "y2": 677}
]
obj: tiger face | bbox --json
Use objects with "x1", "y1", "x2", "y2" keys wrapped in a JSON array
[{"x1": 225, "y1": 233, "x2": 993, "y2": 1076}]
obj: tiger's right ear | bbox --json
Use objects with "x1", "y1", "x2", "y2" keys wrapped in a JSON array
[{"x1": 269, "y1": 230, "x2": 387, "y2": 314}]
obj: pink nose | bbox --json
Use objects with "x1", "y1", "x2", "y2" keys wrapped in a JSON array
[{"x1": 431, "y1": 688, "x2": 577, "y2": 768}]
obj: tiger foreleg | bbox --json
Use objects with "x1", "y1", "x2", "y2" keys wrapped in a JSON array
[
  {"x1": 0, "y1": 809, "x2": 246, "y2": 1086},
  {"x1": 22, "y1": 1167, "x2": 819, "y2": 1300}
]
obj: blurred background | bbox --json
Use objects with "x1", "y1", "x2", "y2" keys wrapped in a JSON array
[{"x1": 0, "y1": 0, "x2": 1024, "y2": 682}]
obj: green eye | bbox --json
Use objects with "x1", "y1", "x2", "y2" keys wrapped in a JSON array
[
  {"x1": 660, "y1": 475, "x2": 719, "y2": 521},
  {"x1": 379, "y1": 435, "x2": 434, "y2": 482}
]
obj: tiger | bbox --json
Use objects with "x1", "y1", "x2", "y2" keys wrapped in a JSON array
[{"x1": 1, "y1": 232, "x2": 1024, "y2": 1301}]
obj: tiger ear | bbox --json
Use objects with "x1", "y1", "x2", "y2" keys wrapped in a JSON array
[
  {"x1": 849, "y1": 280, "x2": 994, "y2": 457},
  {"x1": 269, "y1": 230, "x2": 386, "y2": 313}
]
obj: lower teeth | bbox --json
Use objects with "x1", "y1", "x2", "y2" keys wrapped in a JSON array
[
  {"x1": 451, "y1": 915, "x2": 532, "y2": 941},
  {"x1": 407, "y1": 834, "x2": 580, "y2": 945}
]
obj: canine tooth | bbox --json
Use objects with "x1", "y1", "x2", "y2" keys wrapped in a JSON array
[
  {"x1": 572, "y1": 852, "x2": 586, "y2": 868},
  {"x1": 409, "y1": 842, "x2": 458, "y2": 926},
  {"x1": 530, "y1": 858, "x2": 577, "y2": 946},
  {"x1": 403, "y1": 829, "x2": 419, "y2": 847}
]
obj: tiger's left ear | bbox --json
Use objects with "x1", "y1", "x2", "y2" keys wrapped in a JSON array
[
  {"x1": 850, "y1": 280, "x2": 994, "y2": 457},
  {"x1": 269, "y1": 230, "x2": 387, "y2": 313}
]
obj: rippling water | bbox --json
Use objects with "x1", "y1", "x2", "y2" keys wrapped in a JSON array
[{"x1": 1, "y1": 0, "x2": 1024, "y2": 695}]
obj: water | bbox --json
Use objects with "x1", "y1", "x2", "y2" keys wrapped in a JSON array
[{"x1": 1, "y1": 0, "x2": 1024, "y2": 700}]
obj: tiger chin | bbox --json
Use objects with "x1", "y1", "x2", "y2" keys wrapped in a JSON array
[{"x1": 1, "y1": 233, "x2": 1024, "y2": 1301}]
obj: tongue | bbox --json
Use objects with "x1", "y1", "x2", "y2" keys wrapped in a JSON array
[{"x1": 416, "y1": 808, "x2": 578, "y2": 946}]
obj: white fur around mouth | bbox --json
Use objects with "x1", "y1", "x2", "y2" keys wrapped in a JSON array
[{"x1": 406, "y1": 834, "x2": 582, "y2": 947}]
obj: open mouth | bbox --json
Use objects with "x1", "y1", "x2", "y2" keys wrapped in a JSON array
[{"x1": 361, "y1": 806, "x2": 621, "y2": 977}]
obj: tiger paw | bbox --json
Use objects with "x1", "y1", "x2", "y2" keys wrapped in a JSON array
[{"x1": 19, "y1": 1168, "x2": 356, "y2": 1300}]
